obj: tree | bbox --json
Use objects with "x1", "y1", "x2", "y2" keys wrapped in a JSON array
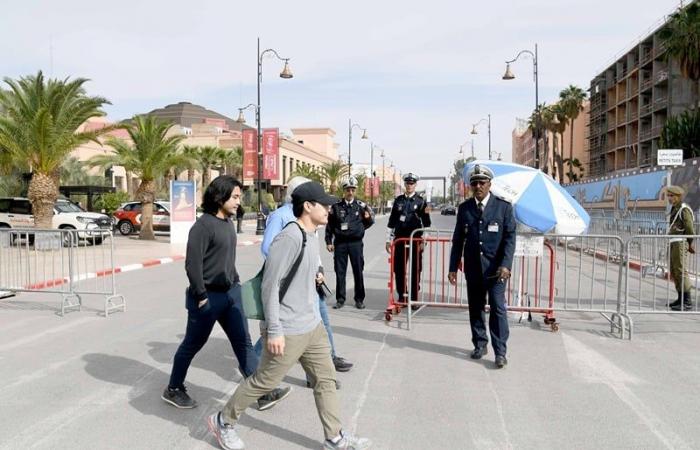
[
  {"x1": 60, "y1": 157, "x2": 108, "y2": 186},
  {"x1": 88, "y1": 115, "x2": 186, "y2": 240},
  {"x1": 195, "y1": 145, "x2": 227, "y2": 189},
  {"x1": 0, "y1": 71, "x2": 113, "y2": 229},
  {"x1": 290, "y1": 162, "x2": 322, "y2": 183},
  {"x1": 354, "y1": 173, "x2": 367, "y2": 201},
  {"x1": 660, "y1": 2, "x2": 700, "y2": 108},
  {"x1": 559, "y1": 85, "x2": 587, "y2": 182},
  {"x1": 660, "y1": 109, "x2": 700, "y2": 158},
  {"x1": 550, "y1": 103, "x2": 567, "y2": 183},
  {"x1": 220, "y1": 146, "x2": 242, "y2": 177},
  {"x1": 563, "y1": 158, "x2": 585, "y2": 182},
  {"x1": 320, "y1": 160, "x2": 348, "y2": 192}
]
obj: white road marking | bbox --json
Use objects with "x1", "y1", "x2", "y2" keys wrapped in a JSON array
[
  {"x1": 0, "y1": 317, "x2": 95, "y2": 353},
  {"x1": 350, "y1": 327, "x2": 389, "y2": 434},
  {"x1": 562, "y1": 333, "x2": 690, "y2": 450}
]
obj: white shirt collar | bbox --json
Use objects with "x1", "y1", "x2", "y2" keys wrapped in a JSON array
[
  {"x1": 476, "y1": 193, "x2": 490, "y2": 209},
  {"x1": 405, "y1": 191, "x2": 416, "y2": 198},
  {"x1": 345, "y1": 198, "x2": 354, "y2": 206}
]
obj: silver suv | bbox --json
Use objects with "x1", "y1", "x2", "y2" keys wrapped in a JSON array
[{"x1": 0, "y1": 197, "x2": 112, "y2": 244}]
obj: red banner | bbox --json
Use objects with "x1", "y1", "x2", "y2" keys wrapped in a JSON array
[
  {"x1": 262, "y1": 128, "x2": 279, "y2": 180},
  {"x1": 458, "y1": 180, "x2": 465, "y2": 197},
  {"x1": 372, "y1": 177, "x2": 380, "y2": 197},
  {"x1": 242, "y1": 129, "x2": 258, "y2": 181},
  {"x1": 364, "y1": 178, "x2": 370, "y2": 197}
]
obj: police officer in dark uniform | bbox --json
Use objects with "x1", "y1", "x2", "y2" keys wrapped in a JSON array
[
  {"x1": 448, "y1": 164, "x2": 516, "y2": 368},
  {"x1": 386, "y1": 172, "x2": 432, "y2": 305},
  {"x1": 325, "y1": 176, "x2": 375, "y2": 309}
]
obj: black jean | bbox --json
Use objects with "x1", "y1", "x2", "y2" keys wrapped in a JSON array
[
  {"x1": 168, "y1": 284, "x2": 259, "y2": 388},
  {"x1": 333, "y1": 240, "x2": 365, "y2": 303}
]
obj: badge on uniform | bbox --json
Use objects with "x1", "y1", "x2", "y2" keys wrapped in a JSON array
[
  {"x1": 341, "y1": 223, "x2": 349, "y2": 231},
  {"x1": 399, "y1": 215, "x2": 406, "y2": 222},
  {"x1": 488, "y1": 222, "x2": 499, "y2": 233},
  {"x1": 413, "y1": 204, "x2": 418, "y2": 210}
]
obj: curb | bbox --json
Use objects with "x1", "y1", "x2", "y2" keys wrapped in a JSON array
[{"x1": 20, "y1": 237, "x2": 263, "y2": 291}]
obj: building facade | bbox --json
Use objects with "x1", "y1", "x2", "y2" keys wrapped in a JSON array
[{"x1": 587, "y1": 13, "x2": 695, "y2": 177}]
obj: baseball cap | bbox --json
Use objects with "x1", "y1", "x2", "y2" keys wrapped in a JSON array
[{"x1": 291, "y1": 181, "x2": 339, "y2": 206}]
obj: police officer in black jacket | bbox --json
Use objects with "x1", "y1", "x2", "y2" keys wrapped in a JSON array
[
  {"x1": 448, "y1": 165, "x2": 516, "y2": 368},
  {"x1": 325, "y1": 176, "x2": 375, "y2": 309},
  {"x1": 385, "y1": 173, "x2": 431, "y2": 305}
]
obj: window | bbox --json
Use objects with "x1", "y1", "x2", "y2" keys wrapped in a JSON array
[
  {"x1": 0, "y1": 199, "x2": 10, "y2": 213},
  {"x1": 10, "y1": 200, "x2": 32, "y2": 215}
]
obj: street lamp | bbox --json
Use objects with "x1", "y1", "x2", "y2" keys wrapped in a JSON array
[
  {"x1": 380, "y1": 149, "x2": 385, "y2": 214},
  {"x1": 348, "y1": 119, "x2": 368, "y2": 175},
  {"x1": 503, "y1": 44, "x2": 539, "y2": 169},
  {"x1": 241, "y1": 37, "x2": 293, "y2": 235},
  {"x1": 470, "y1": 114, "x2": 492, "y2": 160},
  {"x1": 369, "y1": 142, "x2": 378, "y2": 209}
]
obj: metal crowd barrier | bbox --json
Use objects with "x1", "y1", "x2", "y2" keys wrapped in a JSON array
[
  {"x1": 0, "y1": 228, "x2": 125, "y2": 316},
  {"x1": 384, "y1": 228, "x2": 630, "y2": 338}
]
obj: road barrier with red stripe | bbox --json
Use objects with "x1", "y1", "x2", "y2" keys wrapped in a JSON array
[{"x1": 0, "y1": 229, "x2": 125, "y2": 316}]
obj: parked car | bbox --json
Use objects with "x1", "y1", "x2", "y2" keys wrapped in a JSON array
[
  {"x1": 113, "y1": 201, "x2": 171, "y2": 235},
  {"x1": 0, "y1": 197, "x2": 112, "y2": 244},
  {"x1": 440, "y1": 205, "x2": 457, "y2": 216}
]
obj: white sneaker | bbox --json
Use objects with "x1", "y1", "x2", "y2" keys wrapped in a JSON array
[
  {"x1": 207, "y1": 412, "x2": 245, "y2": 450},
  {"x1": 323, "y1": 430, "x2": 372, "y2": 449}
]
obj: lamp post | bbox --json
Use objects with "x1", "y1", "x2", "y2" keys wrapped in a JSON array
[
  {"x1": 470, "y1": 114, "x2": 492, "y2": 160},
  {"x1": 369, "y1": 142, "x2": 376, "y2": 209},
  {"x1": 240, "y1": 37, "x2": 293, "y2": 235},
  {"x1": 503, "y1": 44, "x2": 539, "y2": 169},
  {"x1": 348, "y1": 119, "x2": 368, "y2": 176},
  {"x1": 380, "y1": 149, "x2": 385, "y2": 215}
]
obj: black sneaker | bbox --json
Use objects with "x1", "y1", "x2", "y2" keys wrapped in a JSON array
[
  {"x1": 257, "y1": 386, "x2": 292, "y2": 411},
  {"x1": 333, "y1": 301, "x2": 345, "y2": 309},
  {"x1": 333, "y1": 356, "x2": 354, "y2": 372},
  {"x1": 162, "y1": 386, "x2": 198, "y2": 409},
  {"x1": 671, "y1": 302, "x2": 693, "y2": 311},
  {"x1": 355, "y1": 301, "x2": 366, "y2": 309}
]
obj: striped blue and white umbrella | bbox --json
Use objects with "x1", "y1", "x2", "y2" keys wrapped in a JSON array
[{"x1": 463, "y1": 160, "x2": 589, "y2": 235}]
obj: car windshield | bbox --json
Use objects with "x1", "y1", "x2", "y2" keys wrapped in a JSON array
[
  {"x1": 159, "y1": 202, "x2": 171, "y2": 211},
  {"x1": 55, "y1": 201, "x2": 83, "y2": 213}
]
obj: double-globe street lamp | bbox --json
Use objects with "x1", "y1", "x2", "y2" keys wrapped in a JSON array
[
  {"x1": 347, "y1": 119, "x2": 368, "y2": 175},
  {"x1": 237, "y1": 37, "x2": 293, "y2": 235},
  {"x1": 503, "y1": 44, "x2": 539, "y2": 169},
  {"x1": 470, "y1": 114, "x2": 492, "y2": 160}
]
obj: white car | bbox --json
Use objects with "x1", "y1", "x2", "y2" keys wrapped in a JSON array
[{"x1": 0, "y1": 197, "x2": 113, "y2": 245}]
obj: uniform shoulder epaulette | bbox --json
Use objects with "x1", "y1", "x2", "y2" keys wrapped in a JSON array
[{"x1": 357, "y1": 200, "x2": 366, "y2": 207}]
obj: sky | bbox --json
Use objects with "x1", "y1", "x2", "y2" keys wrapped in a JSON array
[{"x1": 0, "y1": 0, "x2": 684, "y2": 195}]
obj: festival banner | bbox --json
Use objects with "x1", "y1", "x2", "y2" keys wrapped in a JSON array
[
  {"x1": 262, "y1": 128, "x2": 279, "y2": 180},
  {"x1": 242, "y1": 129, "x2": 258, "y2": 181}
]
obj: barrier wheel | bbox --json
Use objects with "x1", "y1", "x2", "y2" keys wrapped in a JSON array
[
  {"x1": 551, "y1": 323, "x2": 560, "y2": 332},
  {"x1": 543, "y1": 317, "x2": 555, "y2": 325},
  {"x1": 385, "y1": 312, "x2": 393, "y2": 322}
]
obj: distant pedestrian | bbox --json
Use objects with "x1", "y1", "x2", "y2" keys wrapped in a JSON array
[
  {"x1": 256, "y1": 176, "x2": 353, "y2": 380},
  {"x1": 448, "y1": 164, "x2": 516, "y2": 369},
  {"x1": 206, "y1": 181, "x2": 371, "y2": 450},
  {"x1": 236, "y1": 205, "x2": 244, "y2": 234},
  {"x1": 667, "y1": 185, "x2": 695, "y2": 311},
  {"x1": 162, "y1": 175, "x2": 290, "y2": 411},
  {"x1": 386, "y1": 173, "x2": 431, "y2": 307},
  {"x1": 326, "y1": 176, "x2": 375, "y2": 309}
]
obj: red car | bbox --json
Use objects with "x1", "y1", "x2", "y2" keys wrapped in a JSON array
[{"x1": 113, "y1": 201, "x2": 171, "y2": 235}]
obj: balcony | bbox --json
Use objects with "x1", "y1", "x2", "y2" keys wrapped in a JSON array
[
  {"x1": 654, "y1": 97, "x2": 668, "y2": 111},
  {"x1": 607, "y1": 121, "x2": 616, "y2": 131},
  {"x1": 655, "y1": 70, "x2": 669, "y2": 84},
  {"x1": 641, "y1": 50, "x2": 653, "y2": 65},
  {"x1": 640, "y1": 103, "x2": 653, "y2": 116},
  {"x1": 640, "y1": 79, "x2": 652, "y2": 92},
  {"x1": 640, "y1": 128, "x2": 653, "y2": 141},
  {"x1": 628, "y1": 109, "x2": 638, "y2": 121},
  {"x1": 651, "y1": 125, "x2": 663, "y2": 137}
]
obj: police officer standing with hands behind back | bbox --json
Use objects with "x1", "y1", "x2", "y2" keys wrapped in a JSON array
[
  {"x1": 326, "y1": 176, "x2": 375, "y2": 309},
  {"x1": 386, "y1": 173, "x2": 431, "y2": 306},
  {"x1": 448, "y1": 164, "x2": 516, "y2": 369}
]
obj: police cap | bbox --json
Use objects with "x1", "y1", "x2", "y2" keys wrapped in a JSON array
[
  {"x1": 468, "y1": 164, "x2": 494, "y2": 183},
  {"x1": 403, "y1": 172, "x2": 419, "y2": 183}
]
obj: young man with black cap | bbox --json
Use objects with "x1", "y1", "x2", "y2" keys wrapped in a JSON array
[
  {"x1": 207, "y1": 181, "x2": 372, "y2": 450},
  {"x1": 386, "y1": 172, "x2": 431, "y2": 305},
  {"x1": 448, "y1": 164, "x2": 516, "y2": 369}
]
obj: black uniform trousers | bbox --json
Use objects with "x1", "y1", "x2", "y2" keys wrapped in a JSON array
[
  {"x1": 466, "y1": 267, "x2": 509, "y2": 356},
  {"x1": 334, "y1": 240, "x2": 365, "y2": 303},
  {"x1": 393, "y1": 238, "x2": 423, "y2": 302}
]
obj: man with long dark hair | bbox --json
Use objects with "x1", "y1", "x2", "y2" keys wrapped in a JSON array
[{"x1": 162, "y1": 175, "x2": 290, "y2": 411}]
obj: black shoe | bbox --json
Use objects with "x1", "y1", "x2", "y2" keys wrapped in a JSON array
[
  {"x1": 333, "y1": 356, "x2": 354, "y2": 372},
  {"x1": 333, "y1": 301, "x2": 345, "y2": 309},
  {"x1": 162, "y1": 386, "x2": 198, "y2": 409},
  {"x1": 470, "y1": 347, "x2": 488, "y2": 360},
  {"x1": 355, "y1": 301, "x2": 365, "y2": 309},
  {"x1": 410, "y1": 304, "x2": 420, "y2": 311},
  {"x1": 671, "y1": 302, "x2": 693, "y2": 311},
  {"x1": 495, "y1": 355, "x2": 508, "y2": 368},
  {"x1": 669, "y1": 299, "x2": 682, "y2": 308},
  {"x1": 257, "y1": 386, "x2": 292, "y2": 411}
]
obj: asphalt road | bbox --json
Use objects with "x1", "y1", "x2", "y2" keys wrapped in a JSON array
[{"x1": 2, "y1": 213, "x2": 700, "y2": 449}]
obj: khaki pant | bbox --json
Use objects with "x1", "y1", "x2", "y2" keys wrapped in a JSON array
[
  {"x1": 670, "y1": 241, "x2": 691, "y2": 293},
  {"x1": 222, "y1": 323, "x2": 341, "y2": 439}
]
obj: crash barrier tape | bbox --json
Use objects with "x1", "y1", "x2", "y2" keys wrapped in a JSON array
[
  {"x1": 384, "y1": 228, "x2": 631, "y2": 338},
  {"x1": 0, "y1": 228, "x2": 125, "y2": 317}
]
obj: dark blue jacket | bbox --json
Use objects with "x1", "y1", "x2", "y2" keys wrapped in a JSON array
[{"x1": 449, "y1": 195, "x2": 516, "y2": 278}]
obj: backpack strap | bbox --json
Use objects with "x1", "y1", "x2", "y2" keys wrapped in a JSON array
[{"x1": 279, "y1": 221, "x2": 307, "y2": 302}]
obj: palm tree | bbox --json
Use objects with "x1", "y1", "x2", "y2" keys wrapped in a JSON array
[
  {"x1": 660, "y1": 2, "x2": 700, "y2": 108},
  {"x1": 0, "y1": 71, "x2": 113, "y2": 229},
  {"x1": 320, "y1": 160, "x2": 348, "y2": 192},
  {"x1": 559, "y1": 85, "x2": 587, "y2": 182},
  {"x1": 88, "y1": 115, "x2": 186, "y2": 240},
  {"x1": 660, "y1": 109, "x2": 700, "y2": 158},
  {"x1": 549, "y1": 103, "x2": 567, "y2": 182},
  {"x1": 539, "y1": 104, "x2": 557, "y2": 176},
  {"x1": 563, "y1": 158, "x2": 585, "y2": 182},
  {"x1": 195, "y1": 146, "x2": 227, "y2": 189},
  {"x1": 290, "y1": 162, "x2": 322, "y2": 184},
  {"x1": 60, "y1": 157, "x2": 108, "y2": 186},
  {"x1": 354, "y1": 173, "x2": 367, "y2": 201},
  {"x1": 220, "y1": 146, "x2": 242, "y2": 177},
  {"x1": 182, "y1": 145, "x2": 199, "y2": 181}
]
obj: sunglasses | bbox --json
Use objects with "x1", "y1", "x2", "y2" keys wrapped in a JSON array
[
  {"x1": 405, "y1": 181, "x2": 416, "y2": 185},
  {"x1": 470, "y1": 180, "x2": 489, "y2": 187}
]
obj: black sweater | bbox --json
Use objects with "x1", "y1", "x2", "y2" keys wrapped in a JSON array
[{"x1": 185, "y1": 213, "x2": 239, "y2": 301}]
